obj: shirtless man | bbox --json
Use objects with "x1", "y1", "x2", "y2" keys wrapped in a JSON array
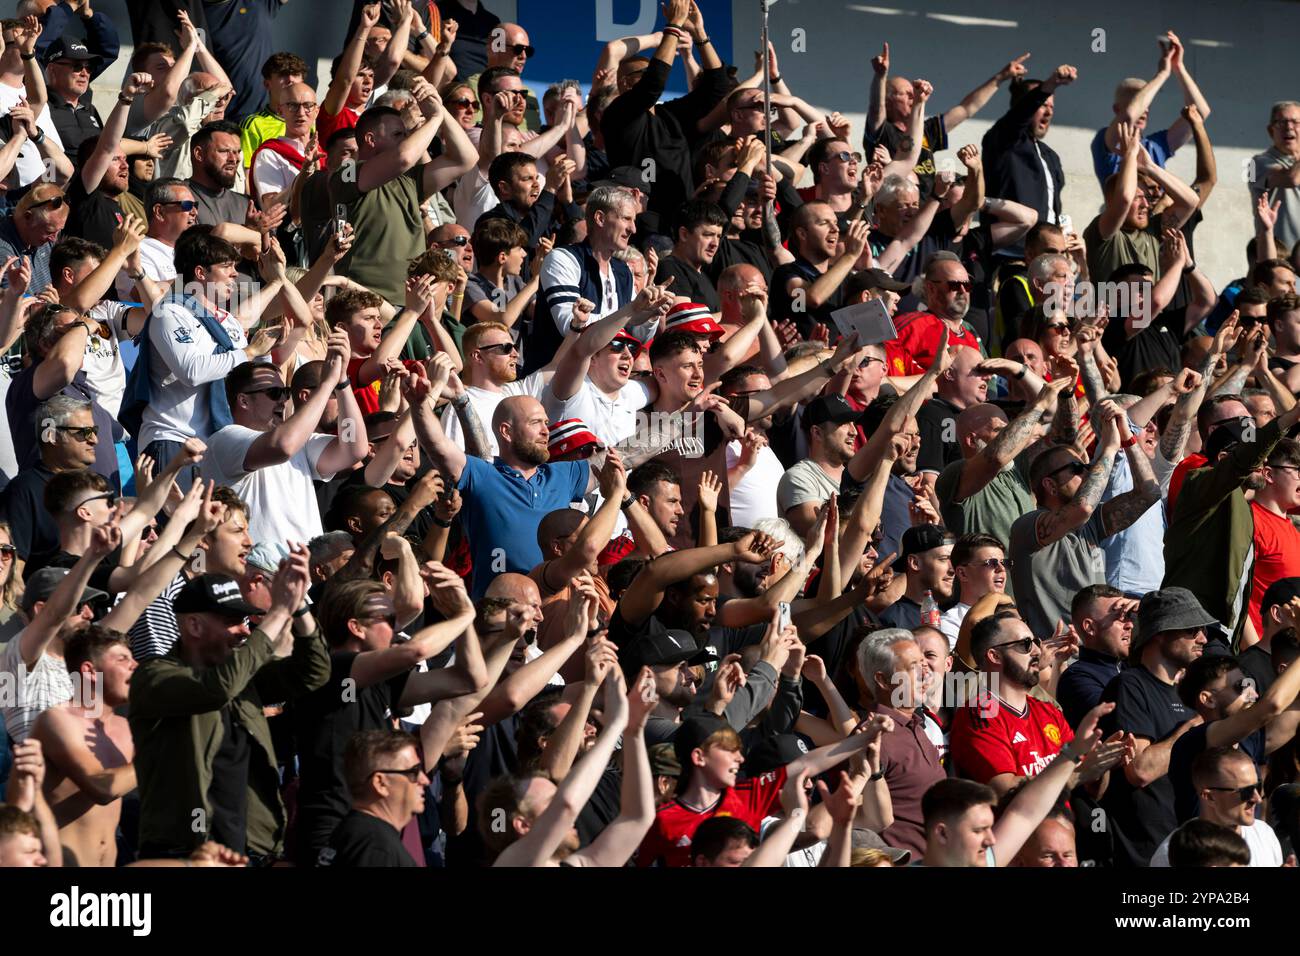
[{"x1": 31, "y1": 625, "x2": 137, "y2": 868}]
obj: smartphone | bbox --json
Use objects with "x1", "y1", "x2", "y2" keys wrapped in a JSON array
[
  {"x1": 777, "y1": 601, "x2": 792, "y2": 632},
  {"x1": 1058, "y1": 214, "x2": 1074, "y2": 236},
  {"x1": 334, "y1": 203, "x2": 348, "y2": 241}
]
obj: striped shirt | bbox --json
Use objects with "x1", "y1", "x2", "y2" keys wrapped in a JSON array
[
  {"x1": 128, "y1": 570, "x2": 187, "y2": 662},
  {"x1": 0, "y1": 633, "x2": 73, "y2": 743}
]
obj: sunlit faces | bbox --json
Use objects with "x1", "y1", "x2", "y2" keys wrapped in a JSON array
[{"x1": 204, "y1": 505, "x2": 253, "y2": 576}]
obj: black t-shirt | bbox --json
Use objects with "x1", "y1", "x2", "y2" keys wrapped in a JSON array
[
  {"x1": 655, "y1": 255, "x2": 721, "y2": 313},
  {"x1": 447, "y1": 714, "x2": 519, "y2": 868},
  {"x1": 878, "y1": 596, "x2": 922, "y2": 631},
  {"x1": 66, "y1": 172, "x2": 123, "y2": 250},
  {"x1": 770, "y1": 258, "x2": 845, "y2": 338},
  {"x1": 575, "y1": 765, "x2": 623, "y2": 847},
  {"x1": 1100, "y1": 666, "x2": 1199, "y2": 867},
  {"x1": 1104, "y1": 314, "x2": 1184, "y2": 390},
  {"x1": 290, "y1": 650, "x2": 412, "y2": 859},
  {"x1": 864, "y1": 115, "x2": 948, "y2": 198},
  {"x1": 319, "y1": 809, "x2": 418, "y2": 867},
  {"x1": 208, "y1": 705, "x2": 253, "y2": 853},
  {"x1": 1238, "y1": 645, "x2": 1276, "y2": 697},
  {"x1": 1168, "y1": 722, "x2": 1266, "y2": 824},
  {"x1": 435, "y1": 0, "x2": 498, "y2": 77},
  {"x1": 707, "y1": 236, "x2": 771, "y2": 286},
  {"x1": 698, "y1": 622, "x2": 768, "y2": 663},
  {"x1": 869, "y1": 210, "x2": 959, "y2": 286},
  {"x1": 0, "y1": 465, "x2": 57, "y2": 560},
  {"x1": 802, "y1": 605, "x2": 874, "y2": 717},
  {"x1": 915, "y1": 397, "x2": 962, "y2": 474},
  {"x1": 24, "y1": 547, "x2": 119, "y2": 594}
]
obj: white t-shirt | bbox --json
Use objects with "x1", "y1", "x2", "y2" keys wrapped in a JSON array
[
  {"x1": 0, "y1": 83, "x2": 63, "y2": 187},
  {"x1": 201, "y1": 424, "x2": 337, "y2": 547},
  {"x1": 543, "y1": 376, "x2": 650, "y2": 448},
  {"x1": 0, "y1": 634, "x2": 72, "y2": 744},
  {"x1": 441, "y1": 372, "x2": 547, "y2": 457},
  {"x1": 1149, "y1": 818, "x2": 1284, "y2": 867},
  {"x1": 453, "y1": 164, "x2": 499, "y2": 230},
  {"x1": 939, "y1": 601, "x2": 971, "y2": 649},
  {"x1": 725, "y1": 440, "x2": 786, "y2": 529},
  {"x1": 250, "y1": 141, "x2": 300, "y2": 204},
  {"x1": 83, "y1": 301, "x2": 132, "y2": 419},
  {"x1": 141, "y1": 300, "x2": 250, "y2": 447},
  {"x1": 115, "y1": 237, "x2": 177, "y2": 301}
]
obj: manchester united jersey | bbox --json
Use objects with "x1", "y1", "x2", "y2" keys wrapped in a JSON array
[
  {"x1": 949, "y1": 693, "x2": 1074, "y2": 783},
  {"x1": 635, "y1": 766, "x2": 788, "y2": 867},
  {"x1": 885, "y1": 311, "x2": 984, "y2": 376}
]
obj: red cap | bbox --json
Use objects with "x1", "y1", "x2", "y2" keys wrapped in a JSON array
[
  {"x1": 598, "y1": 532, "x2": 638, "y2": 566},
  {"x1": 663, "y1": 302, "x2": 725, "y2": 341},
  {"x1": 547, "y1": 419, "x2": 601, "y2": 460}
]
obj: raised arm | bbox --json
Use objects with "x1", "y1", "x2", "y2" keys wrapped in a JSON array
[
  {"x1": 81, "y1": 72, "x2": 152, "y2": 193},
  {"x1": 137, "y1": 14, "x2": 200, "y2": 125},
  {"x1": 18, "y1": 525, "x2": 119, "y2": 668},
  {"x1": 1163, "y1": 33, "x2": 1212, "y2": 152},
  {"x1": 865, "y1": 42, "x2": 889, "y2": 136},
  {"x1": 956, "y1": 378, "x2": 1070, "y2": 500},
  {"x1": 1098, "y1": 122, "x2": 1140, "y2": 241},
  {"x1": 1034, "y1": 404, "x2": 1122, "y2": 548},
  {"x1": 410, "y1": 356, "x2": 467, "y2": 482},
  {"x1": 943, "y1": 53, "x2": 1030, "y2": 129}
]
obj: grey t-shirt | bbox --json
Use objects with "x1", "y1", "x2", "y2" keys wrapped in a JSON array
[
  {"x1": 1250, "y1": 147, "x2": 1300, "y2": 252},
  {"x1": 776, "y1": 460, "x2": 841, "y2": 515},
  {"x1": 1008, "y1": 507, "x2": 1108, "y2": 637}
]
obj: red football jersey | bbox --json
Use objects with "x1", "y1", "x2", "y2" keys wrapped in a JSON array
[
  {"x1": 885, "y1": 311, "x2": 983, "y2": 376},
  {"x1": 949, "y1": 693, "x2": 1074, "y2": 783},
  {"x1": 635, "y1": 766, "x2": 788, "y2": 867}
]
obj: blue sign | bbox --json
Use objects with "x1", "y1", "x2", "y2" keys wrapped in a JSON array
[{"x1": 517, "y1": 0, "x2": 734, "y2": 100}]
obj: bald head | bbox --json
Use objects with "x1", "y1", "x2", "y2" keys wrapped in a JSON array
[
  {"x1": 536, "y1": 508, "x2": 586, "y2": 554},
  {"x1": 278, "y1": 82, "x2": 318, "y2": 134},
  {"x1": 494, "y1": 396, "x2": 550, "y2": 466},
  {"x1": 493, "y1": 395, "x2": 543, "y2": 433},
  {"x1": 956, "y1": 404, "x2": 1008, "y2": 444},
  {"x1": 718, "y1": 263, "x2": 766, "y2": 294},
  {"x1": 485, "y1": 572, "x2": 541, "y2": 605}
]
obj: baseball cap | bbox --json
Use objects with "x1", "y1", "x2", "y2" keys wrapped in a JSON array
[
  {"x1": 598, "y1": 532, "x2": 638, "y2": 567},
  {"x1": 851, "y1": 828, "x2": 912, "y2": 864},
  {"x1": 742, "y1": 733, "x2": 809, "y2": 778},
  {"x1": 648, "y1": 743, "x2": 682, "y2": 778},
  {"x1": 173, "y1": 573, "x2": 262, "y2": 618},
  {"x1": 20, "y1": 568, "x2": 109, "y2": 614},
  {"x1": 663, "y1": 302, "x2": 725, "y2": 341},
  {"x1": 43, "y1": 36, "x2": 97, "y2": 64},
  {"x1": 245, "y1": 542, "x2": 286, "y2": 575},
  {"x1": 854, "y1": 267, "x2": 911, "y2": 295},
  {"x1": 672, "y1": 713, "x2": 731, "y2": 770},
  {"x1": 804, "y1": 394, "x2": 861, "y2": 429},
  {"x1": 1133, "y1": 587, "x2": 1218, "y2": 649},
  {"x1": 547, "y1": 418, "x2": 601, "y2": 461},
  {"x1": 894, "y1": 524, "x2": 950, "y2": 571},
  {"x1": 1204, "y1": 417, "x2": 1254, "y2": 460},
  {"x1": 606, "y1": 165, "x2": 652, "y2": 195},
  {"x1": 619, "y1": 618, "x2": 717, "y2": 675}
]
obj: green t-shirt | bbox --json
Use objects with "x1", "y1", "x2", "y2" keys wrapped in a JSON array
[
  {"x1": 330, "y1": 161, "x2": 430, "y2": 306},
  {"x1": 1083, "y1": 216, "x2": 1162, "y2": 284},
  {"x1": 936, "y1": 457, "x2": 1035, "y2": 550}
]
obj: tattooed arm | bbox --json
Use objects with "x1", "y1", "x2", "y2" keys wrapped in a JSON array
[
  {"x1": 1159, "y1": 368, "x2": 1209, "y2": 466},
  {"x1": 1100, "y1": 429, "x2": 1162, "y2": 537},
  {"x1": 1075, "y1": 331, "x2": 1108, "y2": 407},
  {"x1": 447, "y1": 393, "x2": 494, "y2": 461},
  {"x1": 955, "y1": 378, "x2": 1071, "y2": 500},
  {"x1": 1035, "y1": 403, "x2": 1123, "y2": 548}
]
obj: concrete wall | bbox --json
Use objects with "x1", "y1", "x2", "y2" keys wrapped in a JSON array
[{"x1": 87, "y1": 0, "x2": 1295, "y2": 287}]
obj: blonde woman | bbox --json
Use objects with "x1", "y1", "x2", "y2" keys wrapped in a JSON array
[{"x1": 0, "y1": 520, "x2": 22, "y2": 627}]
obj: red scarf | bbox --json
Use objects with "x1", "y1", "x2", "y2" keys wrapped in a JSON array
[{"x1": 249, "y1": 137, "x2": 319, "y2": 203}]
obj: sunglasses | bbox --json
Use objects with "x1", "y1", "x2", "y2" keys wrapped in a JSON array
[
  {"x1": 934, "y1": 280, "x2": 971, "y2": 292},
  {"x1": 448, "y1": 98, "x2": 479, "y2": 109},
  {"x1": 991, "y1": 635, "x2": 1043, "y2": 655},
  {"x1": 141, "y1": 523, "x2": 159, "y2": 541},
  {"x1": 81, "y1": 491, "x2": 118, "y2": 509},
  {"x1": 477, "y1": 342, "x2": 518, "y2": 356},
  {"x1": 1046, "y1": 459, "x2": 1089, "y2": 481},
  {"x1": 159, "y1": 200, "x2": 199, "y2": 212},
  {"x1": 54, "y1": 59, "x2": 92, "y2": 73},
  {"x1": 509, "y1": 44, "x2": 535, "y2": 58},
  {"x1": 968, "y1": 557, "x2": 1011, "y2": 571},
  {"x1": 437, "y1": 235, "x2": 470, "y2": 247},
  {"x1": 243, "y1": 386, "x2": 291, "y2": 401},
  {"x1": 30, "y1": 195, "x2": 66, "y2": 211},
  {"x1": 374, "y1": 764, "x2": 425, "y2": 783},
  {"x1": 608, "y1": 340, "x2": 639, "y2": 354},
  {"x1": 0, "y1": 544, "x2": 14, "y2": 558},
  {"x1": 56, "y1": 424, "x2": 99, "y2": 442},
  {"x1": 859, "y1": 355, "x2": 886, "y2": 369},
  {"x1": 1204, "y1": 782, "x2": 1262, "y2": 802},
  {"x1": 833, "y1": 151, "x2": 863, "y2": 164},
  {"x1": 1046, "y1": 322, "x2": 1071, "y2": 334}
]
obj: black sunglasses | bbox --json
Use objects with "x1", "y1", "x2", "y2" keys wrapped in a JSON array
[
  {"x1": 608, "y1": 340, "x2": 639, "y2": 354},
  {"x1": 859, "y1": 355, "x2": 886, "y2": 369},
  {"x1": 968, "y1": 557, "x2": 1011, "y2": 571},
  {"x1": 30, "y1": 195, "x2": 66, "y2": 210},
  {"x1": 991, "y1": 635, "x2": 1043, "y2": 655},
  {"x1": 159, "y1": 199, "x2": 199, "y2": 212},
  {"x1": 448, "y1": 97, "x2": 479, "y2": 109},
  {"x1": 56, "y1": 424, "x2": 99, "y2": 441},
  {"x1": 1204, "y1": 782, "x2": 1262, "y2": 802},
  {"x1": 374, "y1": 764, "x2": 424, "y2": 783},
  {"x1": 0, "y1": 544, "x2": 14, "y2": 558},
  {"x1": 437, "y1": 235, "x2": 470, "y2": 246},
  {"x1": 243, "y1": 386, "x2": 291, "y2": 401},
  {"x1": 1046, "y1": 459, "x2": 1089, "y2": 482},
  {"x1": 509, "y1": 43, "x2": 535, "y2": 58},
  {"x1": 477, "y1": 342, "x2": 518, "y2": 356}
]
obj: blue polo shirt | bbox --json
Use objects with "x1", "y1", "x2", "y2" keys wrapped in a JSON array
[
  {"x1": 1056, "y1": 646, "x2": 1125, "y2": 731},
  {"x1": 457, "y1": 456, "x2": 590, "y2": 598},
  {"x1": 1089, "y1": 127, "x2": 1174, "y2": 185}
]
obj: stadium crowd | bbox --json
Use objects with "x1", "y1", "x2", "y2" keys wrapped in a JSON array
[{"x1": 0, "y1": 0, "x2": 1297, "y2": 870}]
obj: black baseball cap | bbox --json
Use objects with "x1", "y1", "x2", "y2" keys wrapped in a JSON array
[
  {"x1": 804, "y1": 394, "x2": 861, "y2": 430},
  {"x1": 606, "y1": 165, "x2": 652, "y2": 195},
  {"x1": 173, "y1": 573, "x2": 261, "y2": 618},
  {"x1": 852, "y1": 267, "x2": 911, "y2": 295},
  {"x1": 20, "y1": 568, "x2": 108, "y2": 614},
  {"x1": 894, "y1": 524, "x2": 950, "y2": 570},
  {"x1": 618, "y1": 617, "x2": 716, "y2": 675},
  {"x1": 672, "y1": 713, "x2": 732, "y2": 770},
  {"x1": 1204, "y1": 417, "x2": 1254, "y2": 460},
  {"x1": 43, "y1": 36, "x2": 97, "y2": 64},
  {"x1": 741, "y1": 733, "x2": 810, "y2": 778}
]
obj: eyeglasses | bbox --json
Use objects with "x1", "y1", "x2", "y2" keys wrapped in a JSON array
[
  {"x1": 56, "y1": 424, "x2": 99, "y2": 442},
  {"x1": 1046, "y1": 459, "x2": 1089, "y2": 481},
  {"x1": 53, "y1": 60, "x2": 92, "y2": 74},
  {"x1": 374, "y1": 764, "x2": 425, "y2": 783},
  {"x1": 509, "y1": 44, "x2": 536, "y2": 58},
  {"x1": 1204, "y1": 782, "x2": 1262, "y2": 802},
  {"x1": 1272, "y1": 118, "x2": 1300, "y2": 128},
  {"x1": 991, "y1": 635, "x2": 1043, "y2": 655},
  {"x1": 968, "y1": 558, "x2": 1011, "y2": 571},
  {"x1": 159, "y1": 200, "x2": 199, "y2": 212},
  {"x1": 242, "y1": 386, "x2": 291, "y2": 401},
  {"x1": 140, "y1": 523, "x2": 158, "y2": 541},
  {"x1": 608, "y1": 340, "x2": 639, "y2": 354},
  {"x1": 283, "y1": 101, "x2": 318, "y2": 111},
  {"x1": 1268, "y1": 462, "x2": 1300, "y2": 475},
  {"x1": 477, "y1": 342, "x2": 518, "y2": 356},
  {"x1": 448, "y1": 98, "x2": 479, "y2": 109},
  {"x1": 933, "y1": 279, "x2": 971, "y2": 292},
  {"x1": 833, "y1": 151, "x2": 863, "y2": 164},
  {"x1": 30, "y1": 195, "x2": 65, "y2": 211},
  {"x1": 858, "y1": 356, "x2": 886, "y2": 369}
]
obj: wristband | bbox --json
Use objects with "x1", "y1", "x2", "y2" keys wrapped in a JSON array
[
  {"x1": 334, "y1": 380, "x2": 351, "y2": 391},
  {"x1": 1121, "y1": 433, "x2": 1139, "y2": 449},
  {"x1": 128, "y1": 270, "x2": 145, "y2": 282},
  {"x1": 292, "y1": 604, "x2": 312, "y2": 618},
  {"x1": 868, "y1": 770, "x2": 885, "y2": 782},
  {"x1": 172, "y1": 546, "x2": 193, "y2": 563},
  {"x1": 451, "y1": 392, "x2": 470, "y2": 409},
  {"x1": 1060, "y1": 744, "x2": 1084, "y2": 764},
  {"x1": 620, "y1": 495, "x2": 635, "y2": 511},
  {"x1": 432, "y1": 516, "x2": 453, "y2": 529},
  {"x1": 1013, "y1": 364, "x2": 1027, "y2": 380},
  {"x1": 19, "y1": 52, "x2": 34, "y2": 61},
  {"x1": 769, "y1": 74, "x2": 783, "y2": 84},
  {"x1": 698, "y1": 36, "x2": 712, "y2": 46},
  {"x1": 118, "y1": 94, "x2": 135, "y2": 106},
  {"x1": 415, "y1": 29, "x2": 431, "y2": 43}
]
